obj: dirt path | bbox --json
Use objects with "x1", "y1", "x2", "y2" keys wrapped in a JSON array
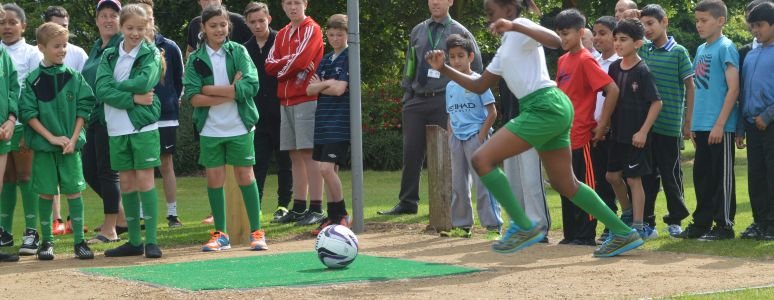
[{"x1": 2, "y1": 225, "x2": 773, "y2": 299}]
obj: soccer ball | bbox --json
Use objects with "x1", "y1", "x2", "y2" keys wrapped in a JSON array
[{"x1": 315, "y1": 225, "x2": 359, "y2": 269}]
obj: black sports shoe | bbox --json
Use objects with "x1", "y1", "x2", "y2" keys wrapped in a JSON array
[
  {"x1": 571, "y1": 239, "x2": 597, "y2": 246},
  {"x1": 760, "y1": 226, "x2": 774, "y2": 241},
  {"x1": 19, "y1": 228, "x2": 39, "y2": 256},
  {"x1": 74, "y1": 241, "x2": 94, "y2": 259},
  {"x1": 275, "y1": 210, "x2": 305, "y2": 224},
  {"x1": 698, "y1": 226, "x2": 735, "y2": 241},
  {"x1": 104, "y1": 242, "x2": 144, "y2": 257},
  {"x1": 377, "y1": 202, "x2": 418, "y2": 215},
  {"x1": 677, "y1": 223, "x2": 710, "y2": 239},
  {"x1": 37, "y1": 240, "x2": 55, "y2": 261},
  {"x1": 145, "y1": 244, "x2": 162, "y2": 258},
  {"x1": 167, "y1": 215, "x2": 183, "y2": 228},
  {"x1": 740, "y1": 223, "x2": 762, "y2": 239},
  {"x1": 0, "y1": 252, "x2": 19, "y2": 262},
  {"x1": 272, "y1": 207, "x2": 289, "y2": 222},
  {"x1": 0, "y1": 228, "x2": 13, "y2": 247},
  {"x1": 295, "y1": 210, "x2": 326, "y2": 226}
]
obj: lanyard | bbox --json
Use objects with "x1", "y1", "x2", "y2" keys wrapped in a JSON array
[{"x1": 427, "y1": 18, "x2": 451, "y2": 50}]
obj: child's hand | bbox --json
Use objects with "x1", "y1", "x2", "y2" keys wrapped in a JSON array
[
  {"x1": 489, "y1": 19, "x2": 515, "y2": 35},
  {"x1": 309, "y1": 74, "x2": 321, "y2": 85},
  {"x1": 0, "y1": 120, "x2": 13, "y2": 140},
  {"x1": 755, "y1": 116, "x2": 768, "y2": 131},
  {"x1": 632, "y1": 131, "x2": 647, "y2": 148},
  {"x1": 708, "y1": 124, "x2": 724, "y2": 144},
  {"x1": 62, "y1": 140, "x2": 75, "y2": 154},
  {"x1": 48, "y1": 136, "x2": 70, "y2": 148},
  {"x1": 735, "y1": 136, "x2": 746, "y2": 149},
  {"x1": 682, "y1": 122, "x2": 693, "y2": 140},
  {"x1": 134, "y1": 91, "x2": 154, "y2": 106},
  {"x1": 477, "y1": 132, "x2": 487, "y2": 144},
  {"x1": 592, "y1": 124, "x2": 607, "y2": 143},
  {"x1": 232, "y1": 71, "x2": 243, "y2": 84},
  {"x1": 424, "y1": 50, "x2": 446, "y2": 71}
]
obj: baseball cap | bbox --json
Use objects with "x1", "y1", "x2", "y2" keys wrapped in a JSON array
[{"x1": 96, "y1": 0, "x2": 121, "y2": 13}]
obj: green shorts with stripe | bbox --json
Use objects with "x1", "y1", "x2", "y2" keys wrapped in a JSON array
[
  {"x1": 109, "y1": 130, "x2": 161, "y2": 171},
  {"x1": 199, "y1": 131, "x2": 255, "y2": 168},
  {"x1": 503, "y1": 87, "x2": 574, "y2": 152},
  {"x1": 32, "y1": 150, "x2": 86, "y2": 195},
  {"x1": 9, "y1": 125, "x2": 23, "y2": 151}
]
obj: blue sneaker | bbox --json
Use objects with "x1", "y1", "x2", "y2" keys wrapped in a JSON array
[
  {"x1": 202, "y1": 231, "x2": 231, "y2": 252},
  {"x1": 593, "y1": 229, "x2": 644, "y2": 257},
  {"x1": 667, "y1": 224, "x2": 683, "y2": 237},
  {"x1": 637, "y1": 225, "x2": 659, "y2": 240},
  {"x1": 491, "y1": 221, "x2": 546, "y2": 254}
]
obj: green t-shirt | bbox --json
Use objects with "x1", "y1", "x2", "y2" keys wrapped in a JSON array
[{"x1": 639, "y1": 37, "x2": 694, "y2": 137}]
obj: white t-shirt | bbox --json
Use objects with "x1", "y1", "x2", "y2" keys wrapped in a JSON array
[
  {"x1": 105, "y1": 41, "x2": 158, "y2": 137},
  {"x1": 486, "y1": 18, "x2": 555, "y2": 99},
  {"x1": 594, "y1": 53, "x2": 620, "y2": 121},
  {"x1": 200, "y1": 45, "x2": 250, "y2": 138},
  {"x1": 64, "y1": 42, "x2": 88, "y2": 72},
  {"x1": 1, "y1": 38, "x2": 42, "y2": 126}
]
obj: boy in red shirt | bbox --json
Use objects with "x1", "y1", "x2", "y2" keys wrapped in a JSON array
[
  {"x1": 554, "y1": 9, "x2": 620, "y2": 245},
  {"x1": 265, "y1": 0, "x2": 325, "y2": 226}
]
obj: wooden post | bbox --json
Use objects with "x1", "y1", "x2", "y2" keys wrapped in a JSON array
[
  {"x1": 225, "y1": 165, "x2": 250, "y2": 245},
  {"x1": 425, "y1": 125, "x2": 452, "y2": 232}
]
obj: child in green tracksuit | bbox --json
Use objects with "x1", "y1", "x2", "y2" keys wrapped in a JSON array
[
  {"x1": 0, "y1": 5, "x2": 19, "y2": 262},
  {"x1": 94, "y1": 4, "x2": 163, "y2": 259},
  {"x1": 20, "y1": 23, "x2": 95, "y2": 260},
  {"x1": 183, "y1": 5, "x2": 266, "y2": 252}
]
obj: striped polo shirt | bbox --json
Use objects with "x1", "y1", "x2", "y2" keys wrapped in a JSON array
[{"x1": 639, "y1": 37, "x2": 694, "y2": 137}]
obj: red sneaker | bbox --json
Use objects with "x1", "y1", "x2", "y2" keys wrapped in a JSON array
[{"x1": 52, "y1": 219, "x2": 66, "y2": 235}]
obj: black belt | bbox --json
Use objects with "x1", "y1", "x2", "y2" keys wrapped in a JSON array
[{"x1": 415, "y1": 90, "x2": 444, "y2": 98}]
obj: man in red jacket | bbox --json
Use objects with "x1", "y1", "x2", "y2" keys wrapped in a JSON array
[{"x1": 265, "y1": 0, "x2": 325, "y2": 226}]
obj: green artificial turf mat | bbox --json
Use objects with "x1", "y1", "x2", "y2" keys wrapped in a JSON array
[{"x1": 82, "y1": 251, "x2": 479, "y2": 290}]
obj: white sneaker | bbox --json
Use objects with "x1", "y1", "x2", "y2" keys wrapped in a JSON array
[{"x1": 667, "y1": 224, "x2": 683, "y2": 237}]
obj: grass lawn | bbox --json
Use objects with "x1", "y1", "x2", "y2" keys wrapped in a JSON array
[{"x1": 670, "y1": 286, "x2": 774, "y2": 299}]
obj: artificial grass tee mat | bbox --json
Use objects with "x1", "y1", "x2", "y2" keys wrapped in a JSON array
[{"x1": 81, "y1": 251, "x2": 478, "y2": 290}]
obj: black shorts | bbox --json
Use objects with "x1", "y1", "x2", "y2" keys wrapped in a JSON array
[
  {"x1": 312, "y1": 142, "x2": 349, "y2": 165},
  {"x1": 159, "y1": 126, "x2": 178, "y2": 154},
  {"x1": 607, "y1": 141, "x2": 652, "y2": 177}
]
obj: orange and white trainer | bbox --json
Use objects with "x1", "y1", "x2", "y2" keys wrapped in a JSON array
[
  {"x1": 52, "y1": 219, "x2": 66, "y2": 235},
  {"x1": 202, "y1": 231, "x2": 231, "y2": 252},
  {"x1": 250, "y1": 230, "x2": 268, "y2": 251}
]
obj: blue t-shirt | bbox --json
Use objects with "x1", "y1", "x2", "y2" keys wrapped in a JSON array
[
  {"x1": 692, "y1": 35, "x2": 740, "y2": 132},
  {"x1": 314, "y1": 48, "x2": 350, "y2": 144},
  {"x1": 446, "y1": 72, "x2": 496, "y2": 140},
  {"x1": 741, "y1": 44, "x2": 774, "y2": 125}
]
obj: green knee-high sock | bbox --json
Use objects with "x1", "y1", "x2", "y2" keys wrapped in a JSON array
[
  {"x1": 207, "y1": 187, "x2": 227, "y2": 233},
  {"x1": 19, "y1": 181, "x2": 38, "y2": 230},
  {"x1": 0, "y1": 183, "x2": 17, "y2": 232},
  {"x1": 240, "y1": 181, "x2": 261, "y2": 231},
  {"x1": 67, "y1": 197, "x2": 85, "y2": 243},
  {"x1": 479, "y1": 168, "x2": 533, "y2": 230},
  {"x1": 139, "y1": 189, "x2": 159, "y2": 244},
  {"x1": 571, "y1": 183, "x2": 631, "y2": 235},
  {"x1": 122, "y1": 192, "x2": 143, "y2": 246},
  {"x1": 38, "y1": 197, "x2": 53, "y2": 242}
]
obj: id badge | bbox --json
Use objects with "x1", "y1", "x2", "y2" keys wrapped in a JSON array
[{"x1": 427, "y1": 69, "x2": 441, "y2": 79}]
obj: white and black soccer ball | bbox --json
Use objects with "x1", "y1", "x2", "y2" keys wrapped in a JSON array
[{"x1": 315, "y1": 225, "x2": 359, "y2": 269}]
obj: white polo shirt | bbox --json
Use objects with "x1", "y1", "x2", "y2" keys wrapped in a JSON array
[
  {"x1": 64, "y1": 42, "x2": 88, "y2": 72},
  {"x1": 104, "y1": 41, "x2": 158, "y2": 137},
  {"x1": 595, "y1": 53, "x2": 620, "y2": 121},
  {"x1": 1, "y1": 38, "x2": 42, "y2": 125},
  {"x1": 200, "y1": 44, "x2": 250, "y2": 138},
  {"x1": 486, "y1": 18, "x2": 556, "y2": 99}
]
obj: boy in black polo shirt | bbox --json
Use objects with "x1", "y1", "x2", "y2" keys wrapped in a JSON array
[{"x1": 596, "y1": 18, "x2": 663, "y2": 240}]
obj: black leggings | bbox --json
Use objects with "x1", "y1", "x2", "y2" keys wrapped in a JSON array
[{"x1": 82, "y1": 122, "x2": 121, "y2": 214}]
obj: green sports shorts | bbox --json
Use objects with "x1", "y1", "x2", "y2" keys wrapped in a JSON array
[
  {"x1": 109, "y1": 130, "x2": 161, "y2": 171},
  {"x1": 32, "y1": 150, "x2": 86, "y2": 195},
  {"x1": 199, "y1": 131, "x2": 256, "y2": 168},
  {"x1": 503, "y1": 87, "x2": 574, "y2": 152}
]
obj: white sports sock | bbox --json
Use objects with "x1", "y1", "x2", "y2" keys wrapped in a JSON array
[{"x1": 167, "y1": 202, "x2": 177, "y2": 217}]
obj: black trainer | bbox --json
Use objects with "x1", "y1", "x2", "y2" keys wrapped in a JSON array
[
  {"x1": 37, "y1": 240, "x2": 55, "y2": 261},
  {"x1": 145, "y1": 244, "x2": 162, "y2": 258},
  {"x1": 295, "y1": 210, "x2": 326, "y2": 226},
  {"x1": 571, "y1": 239, "x2": 597, "y2": 246},
  {"x1": 740, "y1": 223, "x2": 762, "y2": 239},
  {"x1": 104, "y1": 242, "x2": 144, "y2": 257},
  {"x1": 167, "y1": 215, "x2": 183, "y2": 228},
  {"x1": 275, "y1": 210, "x2": 305, "y2": 224},
  {"x1": 19, "y1": 228, "x2": 39, "y2": 256},
  {"x1": 74, "y1": 241, "x2": 94, "y2": 259},
  {"x1": 677, "y1": 223, "x2": 710, "y2": 239},
  {"x1": 272, "y1": 207, "x2": 289, "y2": 222},
  {"x1": 698, "y1": 226, "x2": 734, "y2": 241},
  {"x1": 0, "y1": 228, "x2": 13, "y2": 247},
  {"x1": 0, "y1": 252, "x2": 18, "y2": 262},
  {"x1": 760, "y1": 226, "x2": 774, "y2": 241}
]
